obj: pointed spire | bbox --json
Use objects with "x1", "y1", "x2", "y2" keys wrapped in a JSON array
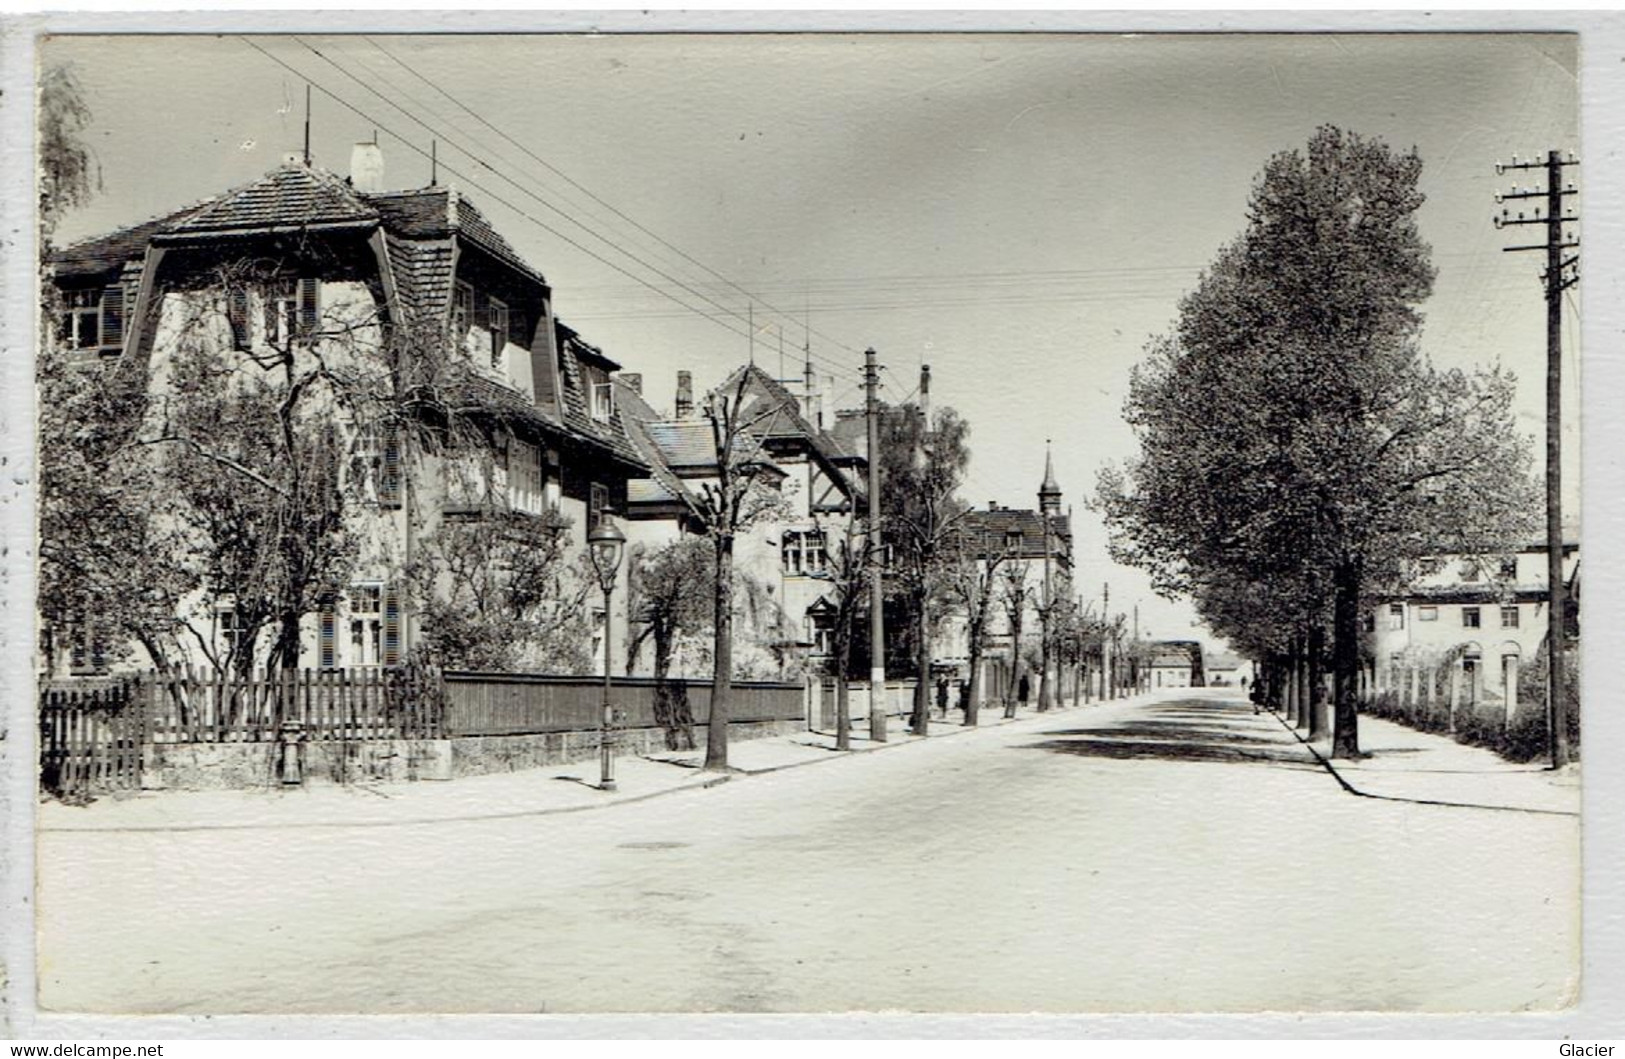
[{"x1": 1039, "y1": 439, "x2": 1062, "y2": 515}]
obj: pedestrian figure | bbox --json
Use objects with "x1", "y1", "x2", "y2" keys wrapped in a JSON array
[
  {"x1": 936, "y1": 677, "x2": 950, "y2": 720},
  {"x1": 1018, "y1": 673, "x2": 1031, "y2": 707},
  {"x1": 957, "y1": 678, "x2": 970, "y2": 715}
]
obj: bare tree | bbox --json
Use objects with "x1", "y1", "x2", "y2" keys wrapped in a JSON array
[{"x1": 693, "y1": 373, "x2": 793, "y2": 770}]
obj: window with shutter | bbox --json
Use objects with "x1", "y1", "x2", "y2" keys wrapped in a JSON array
[
  {"x1": 451, "y1": 281, "x2": 474, "y2": 340},
  {"x1": 319, "y1": 601, "x2": 337, "y2": 669},
  {"x1": 382, "y1": 586, "x2": 401, "y2": 666},
  {"x1": 60, "y1": 289, "x2": 100, "y2": 350},
  {"x1": 379, "y1": 425, "x2": 402, "y2": 508},
  {"x1": 297, "y1": 277, "x2": 320, "y2": 338},
  {"x1": 227, "y1": 288, "x2": 250, "y2": 350},
  {"x1": 100, "y1": 284, "x2": 126, "y2": 351}
]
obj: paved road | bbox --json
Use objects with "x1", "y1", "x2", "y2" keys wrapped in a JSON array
[{"x1": 37, "y1": 689, "x2": 1578, "y2": 1014}]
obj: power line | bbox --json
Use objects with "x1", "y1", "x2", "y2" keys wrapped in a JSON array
[
  {"x1": 240, "y1": 37, "x2": 861, "y2": 384},
  {"x1": 284, "y1": 36, "x2": 861, "y2": 384},
  {"x1": 363, "y1": 35, "x2": 868, "y2": 363}
]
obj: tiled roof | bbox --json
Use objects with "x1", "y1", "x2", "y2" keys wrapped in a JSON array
[
  {"x1": 551, "y1": 321, "x2": 643, "y2": 468},
  {"x1": 441, "y1": 369, "x2": 566, "y2": 440},
  {"x1": 49, "y1": 201, "x2": 212, "y2": 280},
  {"x1": 642, "y1": 420, "x2": 720, "y2": 471},
  {"x1": 1151, "y1": 654, "x2": 1193, "y2": 668},
  {"x1": 954, "y1": 507, "x2": 1071, "y2": 560},
  {"x1": 615, "y1": 379, "x2": 698, "y2": 512},
  {"x1": 165, "y1": 164, "x2": 378, "y2": 235},
  {"x1": 367, "y1": 187, "x2": 544, "y2": 285},
  {"x1": 382, "y1": 232, "x2": 455, "y2": 322}
]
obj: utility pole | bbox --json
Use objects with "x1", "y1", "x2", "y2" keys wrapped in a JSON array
[
  {"x1": 1132, "y1": 603, "x2": 1139, "y2": 694},
  {"x1": 1102, "y1": 582, "x2": 1111, "y2": 700},
  {"x1": 911, "y1": 362, "x2": 934, "y2": 737},
  {"x1": 865, "y1": 348, "x2": 888, "y2": 742},
  {"x1": 1496, "y1": 149, "x2": 1578, "y2": 769}
]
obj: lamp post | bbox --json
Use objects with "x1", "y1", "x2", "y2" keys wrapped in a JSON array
[{"x1": 587, "y1": 512, "x2": 627, "y2": 792}]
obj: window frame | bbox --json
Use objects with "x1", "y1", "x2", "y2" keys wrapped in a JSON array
[
  {"x1": 487, "y1": 296, "x2": 509, "y2": 368},
  {"x1": 1418, "y1": 605, "x2": 1438, "y2": 622},
  {"x1": 1500, "y1": 604, "x2": 1520, "y2": 629},
  {"x1": 1462, "y1": 606, "x2": 1482, "y2": 629},
  {"x1": 451, "y1": 280, "x2": 475, "y2": 341}
]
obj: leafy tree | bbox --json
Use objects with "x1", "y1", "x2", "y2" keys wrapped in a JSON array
[
  {"x1": 625, "y1": 535, "x2": 712, "y2": 749},
  {"x1": 1101, "y1": 126, "x2": 1536, "y2": 757},
  {"x1": 409, "y1": 505, "x2": 591, "y2": 675},
  {"x1": 878, "y1": 403, "x2": 971, "y2": 735},
  {"x1": 38, "y1": 63, "x2": 99, "y2": 248}
]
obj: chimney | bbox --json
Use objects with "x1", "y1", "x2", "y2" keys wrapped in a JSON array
[
  {"x1": 675, "y1": 370, "x2": 694, "y2": 418},
  {"x1": 350, "y1": 141, "x2": 385, "y2": 194},
  {"x1": 989, "y1": 500, "x2": 998, "y2": 511},
  {"x1": 920, "y1": 363, "x2": 932, "y2": 426},
  {"x1": 619, "y1": 372, "x2": 642, "y2": 396}
]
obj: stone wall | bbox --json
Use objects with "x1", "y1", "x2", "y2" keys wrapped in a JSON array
[{"x1": 141, "y1": 738, "x2": 453, "y2": 791}]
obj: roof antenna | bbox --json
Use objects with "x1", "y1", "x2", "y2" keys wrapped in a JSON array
[
  {"x1": 748, "y1": 303, "x2": 755, "y2": 366},
  {"x1": 430, "y1": 140, "x2": 438, "y2": 186},
  {"x1": 303, "y1": 83, "x2": 312, "y2": 165}
]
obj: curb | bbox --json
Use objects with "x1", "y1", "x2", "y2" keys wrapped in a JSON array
[{"x1": 1262, "y1": 706, "x2": 1578, "y2": 818}]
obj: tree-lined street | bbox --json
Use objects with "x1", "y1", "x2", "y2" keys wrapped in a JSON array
[{"x1": 38, "y1": 689, "x2": 1577, "y2": 1015}]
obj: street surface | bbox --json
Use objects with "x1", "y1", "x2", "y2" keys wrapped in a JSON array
[{"x1": 36, "y1": 689, "x2": 1578, "y2": 1014}]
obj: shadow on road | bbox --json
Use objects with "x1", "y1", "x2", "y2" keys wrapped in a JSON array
[{"x1": 1017, "y1": 696, "x2": 1320, "y2": 768}]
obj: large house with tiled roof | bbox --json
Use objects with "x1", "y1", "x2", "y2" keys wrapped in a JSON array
[
  {"x1": 611, "y1": 363, "x2": 868, "y2": 680},
  {"x1": 933, "y1": 451, "x2": 1075, "y2": 706},
  {"x1": 45, "y1": 148, "x2": 647, "y2": 677}
]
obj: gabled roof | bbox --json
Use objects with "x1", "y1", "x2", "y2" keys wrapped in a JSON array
[
  {"x1": 552, "y1": 321, "x2": 641, "y2": 468},
  {"x1": 953, "y1": 506, "x2": 1072, "y2": 561},
  {"x1": 615, "y1": 379, "x2": 699, "y2": 512},
  {"x1": 367, "y1": 186, "x2": 544, "y2": 285},
  {"x1": 50, "y1": 201, "x2": 212, "y2": 281},
  {"x1": 162, "y1": 164, "x2": 378, "y2": 236}
]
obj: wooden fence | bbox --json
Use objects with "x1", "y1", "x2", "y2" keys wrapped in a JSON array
[
  {"x1": 39, "y1": 665, "x2": 444, "y2": 800},
  {"x1": 39, "y1": 680, "x2": 145, "y2": 800},
  {"x1": 442, "y1": 672, "x2": 805, "y2": 736},
  {"x1": 139, "y1": 664, "x2": 443, "y2": 743}
]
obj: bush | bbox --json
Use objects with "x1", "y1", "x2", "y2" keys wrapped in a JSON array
[{"x1": 1358, "y1": 646, "x2": 1580, "y2": 763}]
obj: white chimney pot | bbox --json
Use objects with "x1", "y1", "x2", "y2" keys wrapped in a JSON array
[{"x1": 351, "y1": 142, "x2": 385, "y2": 193}]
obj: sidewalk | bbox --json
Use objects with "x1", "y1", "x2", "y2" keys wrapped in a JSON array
[
  {"x1": 1274, "y1": 707, "x2": 1580, "y2": 816},
  {"x1": 35, "y1": 697, "x2": 1092, "y2": 834}
]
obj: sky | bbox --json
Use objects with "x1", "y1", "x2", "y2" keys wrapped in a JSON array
[{"x1": 44, "y1": 32, "x2": 1579, "y2": 653}]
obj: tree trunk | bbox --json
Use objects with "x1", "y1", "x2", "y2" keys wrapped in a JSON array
[
  {"x1": 1295, "y1": 634, "x2": 1312, "y2": 731},
  {"x1": 965, "y1": 640, "x2": 983, "y2": 727},
  {"x1": 1308, "y1": 621, "x2": 1331, "y2": 741},
  {"x1": 1284, "y1": 639, "x2": 1299, "y2": 725},
  {"x1": 1331, "y1": 556, "x2": 1364, "y2": 759},
  {"x1": 1037, "y1": 608, "x2": 1052, "y2": 711},
  {"x1": 834, "y1": 635, "x2": 852, "y2": 751},
  {"x1": 910, "y1": 585, "x2": 930, "y2": 736},
  {"x1": 1300, "y1": 620, "x2": 1326, "y2": 737},
  {"x1": 704, "y1": 534, "x2": 734, "y2": 770}
]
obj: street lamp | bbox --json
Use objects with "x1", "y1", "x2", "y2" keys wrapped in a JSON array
[{"x1": 587, "y1": 511, "x2": 627, "y2": 791}]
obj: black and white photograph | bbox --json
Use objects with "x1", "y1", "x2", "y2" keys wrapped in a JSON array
[{"x1": 8, "y1": 17, "x2": 1620, "y2": 1035}]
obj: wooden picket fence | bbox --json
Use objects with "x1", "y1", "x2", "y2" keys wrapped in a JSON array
[
  {"x1": 39, "y1": 665, "x2": 445, "y2": 800},
  {"x1": 39, "y1": 679, "x2": 146, "y2": 801}
]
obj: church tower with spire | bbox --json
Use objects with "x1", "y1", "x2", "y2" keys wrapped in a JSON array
[{"x1": 1039, "y1": 442, "x2": 1063, "y2": 518}]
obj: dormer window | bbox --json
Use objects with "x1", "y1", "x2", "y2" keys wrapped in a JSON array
[
  {"x1": 591, "y1": 380, "x2": 615, "y2": 422},
  {"x1": 1004, "y1": 530, "x2": 1023, "y2": 552}
]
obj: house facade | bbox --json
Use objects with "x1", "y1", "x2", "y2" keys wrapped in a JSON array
[
  {"x1": 45, "y1": 149, "x2": 646, "y2": 679},
  {"x1": 935, "y1": 453, "x2": 1074, "y2": 705},
  {"x1": 614, "y1": 364, "x2": 867, "y2": 682},
  {"x1": 1365, "y1": 541, "x2": 1580, "y2": 717}
]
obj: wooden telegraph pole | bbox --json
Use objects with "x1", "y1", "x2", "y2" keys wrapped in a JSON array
[
  {"x1": 1495, "y1": 149, "x2": 1578, "y2": 768},
  {"x1": 865, "y1": 348, "x2": 888, "y2": 742}
]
